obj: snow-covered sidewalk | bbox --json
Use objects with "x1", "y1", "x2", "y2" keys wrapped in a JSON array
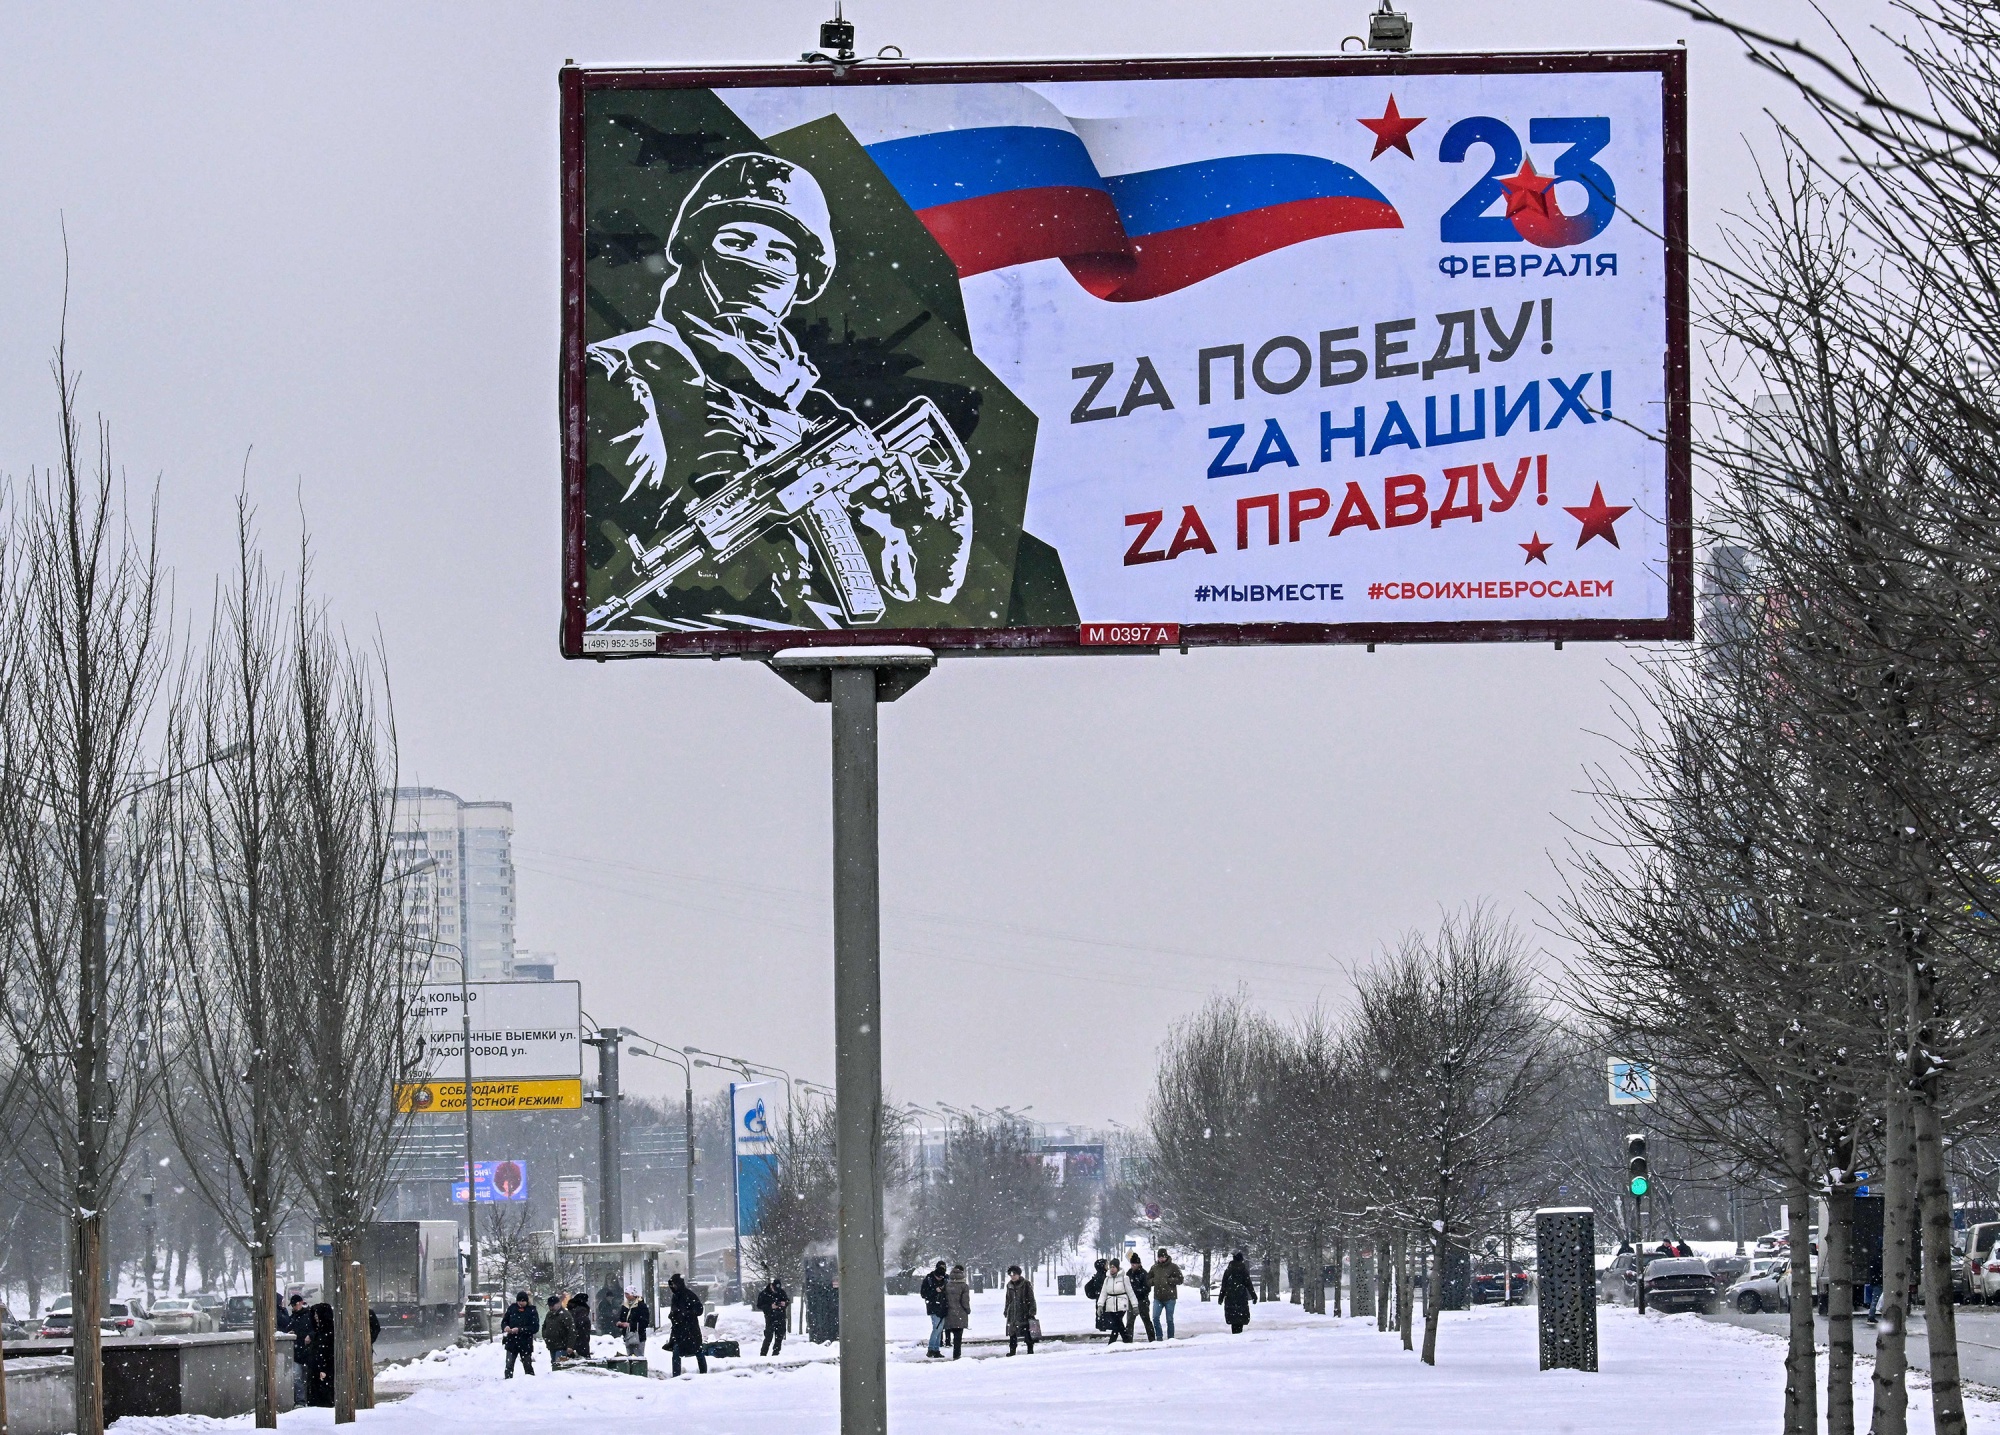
[{"x1": 111, "y1": 1296, "x2": 1998, "y2": 1435}]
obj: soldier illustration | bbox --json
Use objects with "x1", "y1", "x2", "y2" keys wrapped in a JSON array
[{"x1": 585, "y1": 153, "x2": 974, "y2": 630}]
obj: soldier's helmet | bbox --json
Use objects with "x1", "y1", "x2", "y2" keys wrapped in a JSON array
[{"x1": 668, "y1": 153, "x2": 836, "y2": 304}]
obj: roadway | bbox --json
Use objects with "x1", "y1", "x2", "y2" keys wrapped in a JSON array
[{"x1": 1703, "y1": 1305, "x2": 2000, "y2": 1391}]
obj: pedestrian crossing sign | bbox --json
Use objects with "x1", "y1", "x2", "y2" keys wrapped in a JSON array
[{"x1": 1607, "y1": 1059, "x2": 1656, "y2": 1106}]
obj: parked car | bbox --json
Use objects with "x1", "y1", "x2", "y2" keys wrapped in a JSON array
[
  {"x1": 1960, "y1": 1222, "x2": 2000, "y2": 1304},
  {"x1": 1641, "y1": 1257, "x2": 1719, "y2": 1314},
  {"x1": 1707, "y1": 1255, "x2": 1751, "y2": 1286},
  {"x1": 219, "y1": 1295, "x2": 259, "y2": 1332},
  {"x1": 149, "y1": 1298, "x2": 216, "y2": 1335},
  {"x1": 1471, "y1": 1261, "x2": 1534, "y2": 1304},
  {"x1": 38, "y1": 1309, "x2": 73, "y2": 1338},
  {"x1": 1599, "y1": 1249, "x2": 1686, "y2": 1305},
  {"x1": 1726, "y1": 1258, "x2": 1791, "y2": 1313},
  {"x1": 101, "y1": 1302, "x2": 155, "y2": 1338},
  {"x1": 191, "y1": 1292, "x2": 229, "y2": 1319},
  {"x1": 2, "y1": 1306, "x2": 29, "y2": 1341}
]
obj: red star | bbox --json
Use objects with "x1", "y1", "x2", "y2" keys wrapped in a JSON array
[
  {"x1": 1358, "y1": 95, "x2": 1426, "y2": 160},
  {"x1": 1521, "y1": 532, "x2": 1552, "y2": 565},
  {"x1": 1563, "y1": 484, "x2": 1632, "y2": 548},
  {"x1": 1499, "y1": 157, "x2": 1557, "y2": 219}
]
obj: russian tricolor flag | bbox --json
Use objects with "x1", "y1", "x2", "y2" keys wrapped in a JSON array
[{"x1": 862, "y1": 117, "x2": 1401, "y2": 302}]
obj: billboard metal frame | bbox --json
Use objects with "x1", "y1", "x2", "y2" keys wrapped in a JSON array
[{"x1": 560, "y1": 51, "x2": 1690, "y2": 658}]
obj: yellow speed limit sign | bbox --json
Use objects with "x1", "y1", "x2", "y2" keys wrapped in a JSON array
[{"x1": 397, "y1": 1078, "x2": 582, "y2": 1113}]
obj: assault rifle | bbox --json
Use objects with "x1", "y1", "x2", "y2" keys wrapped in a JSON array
[{"x1": 587, "y1": 396, "x2": 970, "y2": 630}]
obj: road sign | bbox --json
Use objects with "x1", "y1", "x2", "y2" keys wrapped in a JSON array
[
  {"x1": 396, "y1": 1078, "x2": 583, "y2": 1113},
  {"x1": 417, "y1": 980, "x2": 582, "y2": 1081},
  {"x1": 1607, "y1": 1058, "x2": 1655, "y2": 1105},
  {"x1": 559, "y1": 52, "x2": 1690, "y2": 658}
]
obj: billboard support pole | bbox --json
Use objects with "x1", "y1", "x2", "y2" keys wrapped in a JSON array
[{"x1": 772, "y1": 646, "x2": 934, "y2": 1435}]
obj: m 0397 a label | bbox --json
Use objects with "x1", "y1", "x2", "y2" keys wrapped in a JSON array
[{"x1": 1080, "y1": 623, "x2": 1180, "y2": 646}]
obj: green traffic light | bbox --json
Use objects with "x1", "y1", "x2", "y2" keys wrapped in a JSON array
[{"x1": 1629, "y1": 1175, "x2": 1650, "y2": 1197}]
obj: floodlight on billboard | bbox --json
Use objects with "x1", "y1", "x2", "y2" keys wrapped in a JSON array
[{"x1": 560, "y1": 53, "x2": 1689, "y2": 658}]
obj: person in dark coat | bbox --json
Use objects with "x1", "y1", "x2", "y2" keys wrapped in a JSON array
[
  {"x1": 919, "y1": 1260, "x2": 949, "y2": 1359},
  {"x1": 1004, "y1": 1265, "x2": 1037, "y2": 1356},
  {"x1": 567, "y1": 1292, "x2": 592, "y2": 1360},
  {"x1": 500, "y1": 1291, "x2": 540, "y2": 1378},
  {"x1": 542, "y1": 1294, "x2": 573, "y2": 1368},
  {"x1": 284, "y1": 1295, "x2": 311, "y2": 1406},
  {"x1": 616, "y1": 1290, "x2": 652, "y2": 1356},
  {"x1": 943, "y1": 1264, "x2": 971, "y2": 1360},
  {"x1": 665, "y1": 1273, "x2": 707, "y2": 1377},
  {"x1": 1221, "y1": 1250, "x2": 1258, "y2": 1334},
  {"x1": 1083, "y1": 1258, "x2": 1107, "y2": 1302},
  {"x1": 755, "y1": 1277, "x2": 791, "y2": 1357},
  {"x1": 1127, "y1": 1253, "x2": 1156, "y2": 1341},
  {"x1": 596, "y1": 1280, "x2": 623, "y2": 1335},
  {"x1": 305, "y1": 1303, "x2": 337, "y2": 1406}
]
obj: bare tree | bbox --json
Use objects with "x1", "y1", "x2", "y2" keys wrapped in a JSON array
[
  {"x1": 156, "y1": 499, "x2": 295, "y2": 1425},
  {"x1": 0, "y1": 332, "x2": 170, "y2": 1435},
  {"x1": 267, "y1": 557, "x2": 419, "y2": 1423}
]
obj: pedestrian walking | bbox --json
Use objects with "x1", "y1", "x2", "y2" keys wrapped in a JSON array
[
  {"x1": 920, "y1": 1260, "x2": 950, "y2": 1359},
  {"x1": 1221, "y1": 1250, "x2": 1258, "y2": 1334},
  {"x1": 305, "y1": 1302, "x2": 337, "y2": 1406},
  {"x1": 616, "y1": 1289, "x2": 651, "y2": 1356},
  {"x1": 567, "y1": 1291, "x2": 593, "y2": 1361},
  {"x1": 1095, "y1": 1256, "x2": 1135, "y2": 1344},
  {"x1": 1127, "y1": 1253, "x2": 1157, "y2": 1341},
  {"x1": 1004, "y1": 1266, "x2": 1038, "y2": 1356},
  {"x1": 500, "y1": 1291, "x2": 540, "y2": 1378},
  {"x1": 944, "y1": 1264, "x2": 971, "y2": 1360},
  {"x1": 1150, "y1": 1249, "x2": 1185, "y2": 1339},
  {"x1": 542, "y1": 1294, "x2": 573, "y2": 1369},
  {"x1": 666, "y1": 1273, "x2": 708, "y2": 1377},
  {"x1": 283, "y1": 1294, "x2": 310, "y2": 1406},
  {"x1": 755, "y1": 1276, "x2": 791, "y2": 1357}
]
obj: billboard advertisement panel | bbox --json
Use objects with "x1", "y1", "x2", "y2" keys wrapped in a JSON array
[
  {"x1": 731, "y1": 1080, "x2": 786, "y2": 1241},
  {"x1": 452, "y1": 1160, "x2": 530, "y2": 1204},
  {"x1": 399, "y1": 980, "x2": 584, "y2": 1113},
  {"x1": 561, "y1": 53, "x2": 1688, "y2": 657}
]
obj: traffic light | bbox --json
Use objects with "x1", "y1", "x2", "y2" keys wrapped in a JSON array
[{"x1": 1625, "y1": 1134, "x2": 1650, "y2": 1198}]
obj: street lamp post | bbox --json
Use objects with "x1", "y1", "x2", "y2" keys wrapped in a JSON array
[
  {"x1": 423, "y1": 942, "x2": 479, "y2": 1313},
  {"x1": 626, "y1": 1040, "x2": 698, "y2": 1287}
]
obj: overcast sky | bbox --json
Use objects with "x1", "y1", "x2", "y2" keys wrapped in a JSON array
[{"x1": 0, "y1": 1, "x2": 1879, "y2": 1126}]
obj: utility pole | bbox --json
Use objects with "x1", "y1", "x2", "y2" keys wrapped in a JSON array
[
  {"x1": 770, "y1": 646, "x2": 933, "y2": 1435},
  {"x1": 586, "y1": 1028, "x2": 625, "y2": 1241}
]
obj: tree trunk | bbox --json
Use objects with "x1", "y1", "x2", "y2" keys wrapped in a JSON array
[
  {"x1": 1397, "y1": 1233, "x2": 1415, "y2": 1351},
  {"x1": 1873, "y1": 1080, "x2": 1915, "y2": 1435},
  {"x1": 73, "y1": 1211, "x2": 105, "y2": 1435},
  {"x1": 1260, "y1": 1249, "x2": 1279, "y2": 1304},
  {"x1": 1376, "y1": 1234, "x2": 1390, "y2": 1332},
  {"x1": 1421, "y1": 1212, "x2": 1446, "y2": 1366},
  {"x1": 1826, "y1": 1177, "x2": 1854, "y2": 1435},
  {"x1": 1332, "y1": 1239, "x2": 1343, "y2": 1317},
  {"x1": 1781, "y1": 1124, "x2": 1819, "y2": 1435},
  {"x1": 253, "y1": 1246, "x2": 278, "y2": 1426},
  {"x1": 329, "y1": 1237, "x2": 356, "y2": 1424},
  {"x1": 1200, "y1": 1247, "x2": 1211, "y2": 1302},
  {"x1": 1913, "y1": 1096, "x2": 1967, "y2": 1435}
]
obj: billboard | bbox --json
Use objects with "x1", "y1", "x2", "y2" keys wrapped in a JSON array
[
  {"x1": 399, "y1": 980, "x2": 583, "y2": 1113},
  {"x1": 731, "y1": 1080, "x2": 786, "y2": 1242},
  {"x1": 452, "y1": 1160, "x2": 530, "y2": 1203},
  {"x1": 561, "y1": 54, "x2": 1688, "y2": 657}
]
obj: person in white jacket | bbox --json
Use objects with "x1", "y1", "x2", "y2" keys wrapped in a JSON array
[{"x1": 1095, "y1": 1256, "x2": 1135, "y2": 1345}]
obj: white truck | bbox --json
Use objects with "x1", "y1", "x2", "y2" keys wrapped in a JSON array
[{"x1": 362, "y1": 1220, "x2": 464, "y2": 1333}]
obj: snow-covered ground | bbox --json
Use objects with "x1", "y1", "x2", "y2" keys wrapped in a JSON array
[{"x1": 110, "y1": 1293, "x2": 1998, "y2": 1435}]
